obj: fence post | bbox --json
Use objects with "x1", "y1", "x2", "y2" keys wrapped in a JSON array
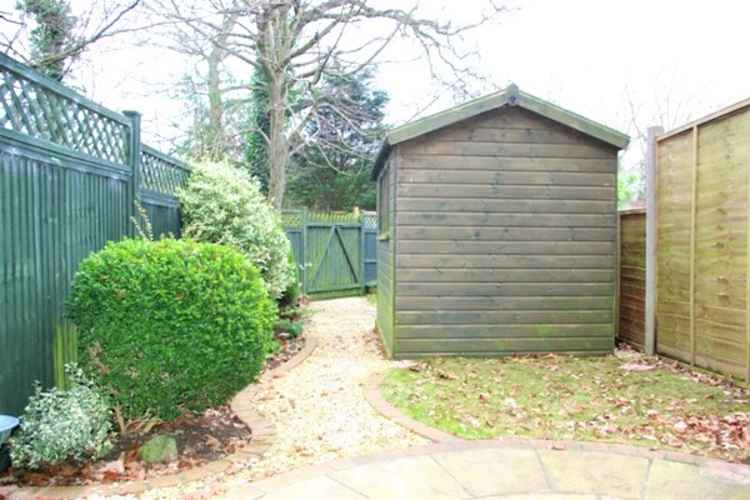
[
  {"x1": 645, "y1": 125, "x2": 663, "y2": 356},
  {"x1": 358, "y1": 209, "x2": 366, "y2": 295},
  {"x1": 123, "y1": 111, "x2": 142, "y2": 237},
  {"x1": 301, "y1": 208, "x2": 309, "y2": 295}
]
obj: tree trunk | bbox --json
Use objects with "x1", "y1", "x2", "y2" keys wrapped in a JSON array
[
  {"x1": 267, "y1": 73, "x2": 288, "y2": 209},
  {"x1": 206, "y1": 46, "x2": 224, "y2": 160}
]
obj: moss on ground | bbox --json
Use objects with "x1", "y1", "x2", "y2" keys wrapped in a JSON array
[{"x1": 381, "y1": 352, "x2": 750, "y2": 463}]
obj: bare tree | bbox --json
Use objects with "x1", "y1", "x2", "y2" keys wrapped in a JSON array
[
  {"x1": 152, "y1": 0, "x2": 507, "y2": 208},
  {"x1": 1, "y1": 0, "x2": 143, "y2": 81}
]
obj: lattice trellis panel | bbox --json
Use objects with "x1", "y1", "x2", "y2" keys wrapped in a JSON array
[
  {"x1": 307, "y1": 211, "x2": 361, "y2": 225},
  {"x1": 362, "y1": 212, "x2": 377, "y2": 230},
  {"x1": 282, "y1": 210, "x2": 305, "y2": 228},
  {"x1": 140, "y1": 149, "x2": 190, "y2": 197},
  {"x1": 0, "y1": 63, "x2": 129, "y2": 166}
]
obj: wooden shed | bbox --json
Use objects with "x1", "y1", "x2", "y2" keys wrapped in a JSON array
[{"x1": 372, "y1": 84, "x2": 630, "y2": 358}]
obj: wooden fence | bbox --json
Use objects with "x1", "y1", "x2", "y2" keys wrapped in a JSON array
[
  {"x1": 641, "y1": 98, "x2": 750, "y2": 380},
  {"x1": 283, "y1": 210, "x2": 377, "y2": 297},
  {"x1": 618, "y1": 209, "x2": 646, "y2": 349},
  {"x1": 0, "y1": 53, "x2": 188, "y2": 415}
]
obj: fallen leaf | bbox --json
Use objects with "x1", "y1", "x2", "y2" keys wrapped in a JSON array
[{"x1": 620, "y1": 362, "x2": 656, "y2": 372}]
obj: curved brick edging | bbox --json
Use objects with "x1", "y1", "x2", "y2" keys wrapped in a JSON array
[
  {"x1": 4, "y1": 337, "x2": 319, "y2": 499},
  {"x1": 363, "y1": 371, "x2": 461, "y2": 443},
  {"x1": 364, "y1": 370, "x2": 750, "y2": 477}
]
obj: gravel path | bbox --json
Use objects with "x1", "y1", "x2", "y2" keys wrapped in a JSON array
[
  {"x1": 101, "y1": 297, "x2": 425, "y2": 499},
  {"x1": 242, "y1": 297, "x2": 427, "y2": 479}
]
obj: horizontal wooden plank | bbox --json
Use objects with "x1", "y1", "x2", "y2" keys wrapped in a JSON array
[
  {"x1": 397, "y1": 282, "x2": 614, "y2": 297},
  {"x1": 398, "y1": 240, "x2": 615, "y2": 255},
  {"x1": 398, "y1": 198, "x2": 613, "y2": 214},
  {"x1": 397, "y1": 268, "x2": 614, "y2": 283},
  {"x1": 397, "y1": 212, "x2": 616, "y2": 228},
  {"x1": 396, "y1": 295, "x2": 613, "y2": 311},
  {"x1": 395, "y1": 336, "x2": 614, "y2": 354},
  {"x1": 399, "y1": 183, "x2": 614, "y2": 200},
  {"x1": 397, "y1": 226, "x2": 615, "y2": 242},
  {"x1": 396, "y1": 310, "x2": 613, "y2": 325},
  {"x1": 400, "y1": 156, "x2": 617, "y2": 173},
  {"x1": 406, "y1": 141, "x2": 614, "y2": 159},
  {"x1": 397, "y1": 254, "x2": 615, "y2": 269},
  {"x1": 396, "y1": 323, "x2": 615, "y2": 339},
  {"x1": 398, "y1": 170, "x2": 614, "y2": 187},
  {"x1": 429, "y1": 126, "x2": 590, "y2": 145}
]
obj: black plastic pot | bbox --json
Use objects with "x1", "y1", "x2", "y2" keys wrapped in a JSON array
[{"x1": 0, "y1": 445, "x2": 10, "y2": 473}]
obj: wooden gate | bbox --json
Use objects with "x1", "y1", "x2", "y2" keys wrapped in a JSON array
[{"x1": 283, "y1": 210, "x2": 377, "y2": 297}]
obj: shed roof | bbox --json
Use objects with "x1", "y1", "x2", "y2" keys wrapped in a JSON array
[{"x1": 372, "y1": 84, "x2": 630, "y2": 180}]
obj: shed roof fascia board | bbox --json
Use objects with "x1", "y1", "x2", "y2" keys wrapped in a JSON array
[
  {"x1": 516, "y1": 92, "x2": 630, "y2": 149},
  {"x1": 386, "y1": 90, "x2": 513, "y2": 145},
  {"x1": 371, "y1": 84, "x2": 630, "y2": 180}
]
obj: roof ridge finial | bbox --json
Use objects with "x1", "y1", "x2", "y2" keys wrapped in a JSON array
[{"x1": 507, "y1": 82, "x2": 519, "y2": 106}]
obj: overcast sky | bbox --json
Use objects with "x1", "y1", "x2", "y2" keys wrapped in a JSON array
[{"x1": 5, "y1": 0, "x2": 750, "y2": 169}]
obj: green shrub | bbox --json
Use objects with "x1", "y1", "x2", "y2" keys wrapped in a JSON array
[
  {"x1": 10, "y1": 366, "x2": 112, "y2": 470},
  {"x1": 67, "y1": 238, "x2": 276, "y2": 421},
  {"x1": 178, "y1": 161, "x2": 294, "y2": 299},
  {"x1": 279, "y1": 252, "x2": 302, "y2": 311},
  {"x1": 274, "y1": 318, "x2": 304, "y2": 339}
]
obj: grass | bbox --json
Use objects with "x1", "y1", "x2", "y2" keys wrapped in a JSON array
[{"x1": 381, "y1": 351, "x2": 750, "y2": 463}]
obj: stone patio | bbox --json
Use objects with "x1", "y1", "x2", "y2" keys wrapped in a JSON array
[{"x1": 224, "y1": 441, "x2": 750, "y2": 500}]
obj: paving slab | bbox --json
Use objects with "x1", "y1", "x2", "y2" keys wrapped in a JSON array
[
  {"x1": 432, "y1": 448, "x2": 550, "y2": 497},
  {"x1": 330, "y1": 455, "x2": 470, "y2": 500},
  {"x1": 645, "y1": 459, "x2": 750, "y2": 500},
  {"x1": 259, "y1": 476, "x2": 365, "y2": 500},
  {"x1": 538, "y1": 449, "x2": 649, "y2": 499},
  {"x1": 228, "y1": 442, "x2": 750, "y2": 500}
]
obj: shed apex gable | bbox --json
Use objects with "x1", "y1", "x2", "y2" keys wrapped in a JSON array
[{"x1": 372, "y1": 84, "x2": 630, "y2": 180}]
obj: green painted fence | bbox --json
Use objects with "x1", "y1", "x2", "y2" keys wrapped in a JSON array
[
  {"x1": 283, "y1": 210, "x2": 377, "y2": 297},
  {"x1": 0, "y1": 53, "x2": 189, "y2": 415}
]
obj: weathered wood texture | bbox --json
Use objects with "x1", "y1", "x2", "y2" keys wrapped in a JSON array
[
  {"x1": 389, "y1": 106, "x2": 619, "y2": 358},
  {"x1": 376, "y1": 156, "x2": 397, "y2": 355},
  {"x1": 618, "y1": 210, "x2": 646, "y2": 349},
  {"x1": 655, "y1": 104, "x2": 750, "y2": 379}
]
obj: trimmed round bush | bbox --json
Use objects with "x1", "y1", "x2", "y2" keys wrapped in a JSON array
[
  {"x1": 67, "y1": 238, "x2": 276, "y2": 421},
  {"x1": 178, "y1": 161, "x2": 294, "y2": 299}
]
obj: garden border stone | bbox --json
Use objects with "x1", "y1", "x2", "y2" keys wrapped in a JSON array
[
  {"x1": 363, "y1": 370, "x2": 750, "y2": 478},
  {"x1": 1, "y1": 337, "x2": 318, "y2": 499}
]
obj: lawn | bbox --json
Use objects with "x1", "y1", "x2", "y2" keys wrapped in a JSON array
[{"x1": 381, "y1": 350, "x2": 750, "y2": 463}]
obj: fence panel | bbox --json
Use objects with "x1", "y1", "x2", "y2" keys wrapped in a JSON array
[
  {"x1": 0, "y1": 53, "x2": 187, "y2": 415},
  {"x1": 650, "y1": 99, "x2": 750, "y2": 380},
  {"x1": 617, "y1": 209, "x2": 646, "y2": 349},
  {"x1": 139, "y1": 146, "x2": 190, "y2": 237}
]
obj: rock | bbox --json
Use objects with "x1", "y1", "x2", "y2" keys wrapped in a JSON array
[{"x1": 138, "y1": 435, "x2": 178, "y2": 464}]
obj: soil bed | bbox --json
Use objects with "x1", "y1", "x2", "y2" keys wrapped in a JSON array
[
  {"x1": 2, "y1": 406, "x2": 251, "y2": 487},
  {"x1": 1, "y1": 329, "x2": 307, "y2": 489}
]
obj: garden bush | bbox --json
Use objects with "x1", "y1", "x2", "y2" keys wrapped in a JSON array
[
  {"x1": 279, "y1": 252, "x2": 302, "y2": 312},
  {"x1": 67, "y1": 238, "x2": 276, "y2": 421},
  {"x1": 178, "y1": 161, "x2": 294, "y2": 299},
  {"x1": 274, "y1": 318, "x2": 304, "y2": 339},
  {"x1": 10, "y1": 366, "x2": 112, "y2": 470}
]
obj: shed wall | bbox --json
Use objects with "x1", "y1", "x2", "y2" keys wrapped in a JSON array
[
  {"x1": 392, "y1": 107, "x2": 619, "y2": 357},
  {"x1": 376, "y1": 156, "x2": 396, "y2": 355}
]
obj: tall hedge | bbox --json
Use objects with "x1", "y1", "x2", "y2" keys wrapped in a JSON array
[
  {"x1": 178, "y1": 161, "x2": 294, "y2": 299},
  {"x1": 67, "y1": 238, "x2": 276, "y2": 420}
]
